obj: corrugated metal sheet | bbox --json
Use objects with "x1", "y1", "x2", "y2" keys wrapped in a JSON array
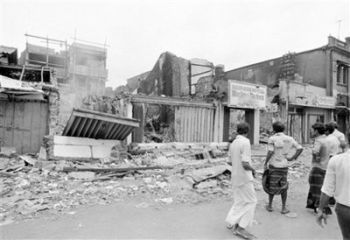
[
  {"x1": 63, "y1": 108, "x2": 140, "y2": 140},
  {"x1": 175, "y1": 106, "x2": 214, "y2": 142}
]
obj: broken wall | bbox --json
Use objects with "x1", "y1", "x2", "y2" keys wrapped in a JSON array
[{"x1": 138, "y1": 52, "x2": 190, "y2": 97}]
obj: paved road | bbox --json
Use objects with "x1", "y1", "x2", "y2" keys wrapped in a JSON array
[{"x1": 0, "y1": 191, "x2": 341, "y2": 239}]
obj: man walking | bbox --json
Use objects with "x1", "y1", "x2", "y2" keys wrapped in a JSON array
[
  {"x1": 264, "y1": 121, "x2": 303, "y2": 214},
  {"x1": 317, "y1": 132, "x2": 350, "y2": 240},
  {"x1": 225, "y1": 122, "x2": 257, "y2": 239},
  {"x1": 306, "y1": 123, "x2": 331, "y2": 213}
]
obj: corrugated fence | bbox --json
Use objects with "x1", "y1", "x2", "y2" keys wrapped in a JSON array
[{"x1": 174, "y1": 106, "x2": 215, "y2": 142}]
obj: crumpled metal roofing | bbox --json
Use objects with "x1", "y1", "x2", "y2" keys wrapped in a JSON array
[{"x1": 62, "y1": 108, "x2": 140, "y2": 140}]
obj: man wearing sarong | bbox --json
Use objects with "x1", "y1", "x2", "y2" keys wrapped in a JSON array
[
  {"x1": 306, "y1": 122, "x2": 332, "y2": 213},
  {"x1": 225, "y1": 122, "x2": 257, "y2": 239},
  {"x1": 317, "y1": 132, "x2": 350, "y2": 240},
  {"x1": 264, "y1": 121, "x2": 303, "y2": 214}
]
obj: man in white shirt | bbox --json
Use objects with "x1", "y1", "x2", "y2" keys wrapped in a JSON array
[
  {"x1": 317, "y1": 132, "x2": 350, "y2": 239},
  {"x1": 325, "y1": 123, "x2": 340, "y2": 157},
  {"x1": 225, "y1": 122, "x2": 257, "y2": 240},
  {"x1": 330, "y1": 122, "x2": 346, "y2": 152}
]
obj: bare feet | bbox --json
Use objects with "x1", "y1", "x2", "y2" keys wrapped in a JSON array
[{"x1": 281, "y1": 208, "x2": 290, "y2": 214}]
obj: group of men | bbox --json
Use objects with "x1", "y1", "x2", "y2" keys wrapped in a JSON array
[{"x1": 225, "y1": 121, "x2": 350, "y2": 240}]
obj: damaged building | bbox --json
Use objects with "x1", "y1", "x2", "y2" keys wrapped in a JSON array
[
  {"x1": 225, "y1": 36, "x2": 350, "y2": 143},
  {"x1": 0, "y1": 34, "x2": 110, "y2": 154},
  {"x1": 18, "y1": 34, "x2": 108, "y2": 122},
  {"x1": 127, "y1": 52, "x2": 263, "y2": 145}
]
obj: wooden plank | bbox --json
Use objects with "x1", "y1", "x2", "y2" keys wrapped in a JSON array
[
  {"x1": 22, "y1": 102, "x2": 32, "y2": 153},
  {"x1": 119, "y1": 126, "x2": 132, "y2": 140},
  {"x1": 81, "y1": 118, "x2": 93, "y2": 137},
  {"x1": 87, "y1": 119, "x2": 98, "y2": 138},
  {"x1": 111, "y1": 125, "x2": 123, "y2": 139},
  {"x1": 63, "y1": 113, "x2": 76, "y2": 135},
  {"x1": 131, "y1": 95, "x2": 215, "y2": 109},
  {"x1": 92, "y1": 120, "x2": 103, "y2": 138},
  {"x1": 76, "y1": 117, "x2": 87, "y2": 137},
  {"x1": 174, "y1": 106, "x2": 180, "y2": 142},
  {"x1": 39, "y1": 102, "x2": 49, "y2": 152},
  {"x1": 53, "y1": 136, "x2": 118, "y2": 146},
  {"x1": 70, "y1": 117, "x2": 82, "y2": 136},
  {"x1": 106, "y1": 124, "x2": 118, "y2": 139},
  {"x1": 62, "y1": 165, "x2": 173, "y2": 173},
  {"x1": 103, "y1": 122, "x2": 114, "y2": 139},
  {"x1": 3, "y1": 102, "x2": 14, "y2": 148},
  {"x1": 132, "y1": 103, "x2": 145, "y2": 143},
  {"x1": 13, "y1": 102, "x2": 23, "y2": 153}
]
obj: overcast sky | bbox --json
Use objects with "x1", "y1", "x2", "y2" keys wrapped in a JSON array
[{"x1": 1, "y1": 0, "x2": 349, "y2": 88}]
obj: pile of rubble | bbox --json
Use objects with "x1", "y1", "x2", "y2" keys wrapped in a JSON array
[{"x1": 0, "y1": 143, "x2": 313, "y2": 226}]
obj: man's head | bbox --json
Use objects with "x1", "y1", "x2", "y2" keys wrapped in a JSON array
[
  {"x1": 325, "y1": 122, "x2": 335, "y2": 135},
  {"x1": 330, "y1": 121, "x2": 339, "y2": 129},
  {"x1": 272, "y1": 121, "x2": 285, "y2": 133},
  {"x1": 236, "y1": 122, "x2": 250, "y2": 136},
  {"x1": 311, "y1": 122, "x2": 325, "y2": 137}
]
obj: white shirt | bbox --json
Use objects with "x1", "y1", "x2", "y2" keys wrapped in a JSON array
[
  {"x1": 321, "y1": 150, "x2": 350, "y2": 207},
  {"x1": 332, "y1": 129, "x2": 346, "y2": 143},
  {"x1": 326, "y1": 134, "x2": 340, "y2": 156},
  {"x1": 267, "y1": 132, "x2": 303, "y2": 168},
  {"x1": 229, "y1": 135, "x2": 253, "y2": 187}
]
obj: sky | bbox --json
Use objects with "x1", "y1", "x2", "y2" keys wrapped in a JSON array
[{"x1": 1, "y1": 0, "x2": 349, "y2": 88}]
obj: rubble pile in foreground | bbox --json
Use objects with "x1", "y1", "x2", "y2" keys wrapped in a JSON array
[{"x1": 0, "y1": 144, "x2": 312, "y2": 225}]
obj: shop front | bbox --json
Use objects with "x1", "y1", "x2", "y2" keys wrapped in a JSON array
[
  {"x1": 224, "y1": 80, "x2": 267, "y2": 144},
  {"x1": 280, "y1": 80, "x2": 336, "y2": 143}
]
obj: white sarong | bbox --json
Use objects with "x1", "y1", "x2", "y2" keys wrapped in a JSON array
[{"x1": 225, "y1": 182, "x2": 257, "y2": 228}]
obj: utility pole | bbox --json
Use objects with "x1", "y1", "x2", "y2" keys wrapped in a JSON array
[{"x1": 336, "y1": 19, "x2": 342, "y2": 39}]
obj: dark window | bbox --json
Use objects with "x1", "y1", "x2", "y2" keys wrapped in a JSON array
[{"x1": 337, "y1": 62, "x2": 349, "y2": 85}]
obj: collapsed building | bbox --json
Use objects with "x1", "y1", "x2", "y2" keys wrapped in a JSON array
[{"x1": 125, "y1": 52, "x2": 264, "y2": 145}]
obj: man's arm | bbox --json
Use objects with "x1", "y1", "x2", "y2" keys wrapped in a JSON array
[
  {"x1": 316, "y1": 192, "x2": 331, "y2": 227},
  {"x1": 264, "y1": 138, "x2": 274, "y2": 169},
  {"x1": 312, "y1": 140, "x2": 321, "y2": 162},
  {"x1": 287, "y1": 148, "x2": 303, "y2": 161},
  {"x1": 316, "y1": 158, "x2": 336, "y2": 227},
  {"x1": 241, "y1": 140, "x2": 255, "y2": 177},
  {"x1": 264, "y1": 150, "x2": 274, "y2": 168},
  {"x1": 242, "y1": 161, "x2": 256, "y2": 178}
]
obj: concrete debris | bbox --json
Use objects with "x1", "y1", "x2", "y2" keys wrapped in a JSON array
[{"x1": 0, "y1": 143, "x2": 313, "y2": 226}]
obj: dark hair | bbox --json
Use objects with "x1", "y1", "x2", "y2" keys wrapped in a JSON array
[
  {"x1": 272, "y1": 121, "x2": 285, "y2": 133},
  {"x1": 330, "y1": 121, "x2": 338, "y2": 129},
  {"x1": 325, "y1": 123, "x2": 335, "y2": 134},
  {"x1": 312, "y1": 122, "x2": 325, "y2": 135},
  {"x1": 236, "y1": 122, "x2": 250, "y2": 135}
]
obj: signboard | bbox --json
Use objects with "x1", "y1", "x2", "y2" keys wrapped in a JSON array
[{"x1": 228, "y1": 80, "x2": 267, "y2": 109}]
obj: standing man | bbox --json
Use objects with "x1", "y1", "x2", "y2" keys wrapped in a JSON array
[
  {"x1": 331, "y1": 121, "x2": 346, "y2": 152},
  {"x1": 306, "y1": 123, "x2": 331, "y2": 213},
  {"x1": 325, "y1": 122, "x2": 341, "y2": 157},
  {"x1": 225, "y1": 122, "x2": 257, "y2": 239},
  {"x1": 264, "y1": 121, "x2": 303, "y2": 214},
  {"x1": 316, "y1": 132, "x2": 350, "y2": 240}
]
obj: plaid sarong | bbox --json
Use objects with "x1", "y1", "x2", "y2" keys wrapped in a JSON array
[
  {"x1": 306, "y1": 167, "x2": 331, "y2": 213},
  {"x1": 266, "y1": 165, "x2": 289, "y2": 195}
]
